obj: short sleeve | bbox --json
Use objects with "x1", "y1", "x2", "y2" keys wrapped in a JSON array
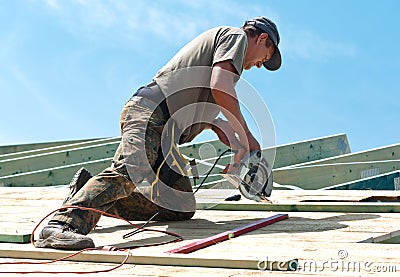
[{"x1": 213, "y1": 33, "x2": 247, "y2": 75}]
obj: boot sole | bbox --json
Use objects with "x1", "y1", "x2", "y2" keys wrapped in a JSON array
[{"x1": 35, "y1": 235, "x2": 95, "y2": 250}]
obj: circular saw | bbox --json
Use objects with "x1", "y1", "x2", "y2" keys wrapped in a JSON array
[{"x1": 222, "y1": 150, "x2": 273, "y2": 202}]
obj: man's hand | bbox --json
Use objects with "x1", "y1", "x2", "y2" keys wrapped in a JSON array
[
  {"x1": 228, "y1": 130, "x2": 260, "y2": 173},
  {"x1": 211, "y1": 118, "x2": 259, "y2": 174},
  {"x1": 243, "y1": 130, "x2": 261, "y2": 153}
]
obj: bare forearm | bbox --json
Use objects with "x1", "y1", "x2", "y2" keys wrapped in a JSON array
[
  {"x1": 211, "y1": 88, "x2": 250, "y2": 144},
  {"x1": 210, "y1": 62, "x2": 250, "y2": 144}
]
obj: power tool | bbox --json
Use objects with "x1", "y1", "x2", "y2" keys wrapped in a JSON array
[{"x1": 222, "y1": 150, "x2": 273, "y2": 202}]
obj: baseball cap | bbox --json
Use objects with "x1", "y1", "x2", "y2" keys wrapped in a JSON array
[{"x1": 244, "y1": 16, "x2": 282, "y2": 71}]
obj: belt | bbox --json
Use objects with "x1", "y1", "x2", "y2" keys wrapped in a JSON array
[
  {"x1": 146, "y1": 81, "x2": 164, "y2": 101},
  {"x1": 136, "y1": 96, "x2": 160, "y2": 112},
  {"x1": 131, "y1": 82, "x2": 170, "y2": 118}
]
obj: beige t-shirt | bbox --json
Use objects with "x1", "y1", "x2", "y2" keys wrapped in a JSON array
[{"x1": 153, "y1": 26, "x2": 247, "y2": 143}]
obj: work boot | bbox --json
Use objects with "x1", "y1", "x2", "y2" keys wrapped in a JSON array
[
  {"x1": 63, "y1": 167, "x2": 92, "y2": 204},
  {"x1": 35, "y1": 221, "x2": 95, "y2": 250}
]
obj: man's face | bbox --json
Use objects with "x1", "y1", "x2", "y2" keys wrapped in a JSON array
[{"x1": 244, "y1": 33, "x2": 275, "y2": 70}]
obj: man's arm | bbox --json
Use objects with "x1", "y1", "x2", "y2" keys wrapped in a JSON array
[
  {"x1": 210, "y1": 60, "x2": 260, "y2": 165},
  {"x1": 208, "y1": 118, "x2": 247, "y2": 171}
]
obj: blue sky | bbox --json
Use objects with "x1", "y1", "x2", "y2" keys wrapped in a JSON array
[{"x1": 1, "y1": 0, "x2": 399, "y2": 152}]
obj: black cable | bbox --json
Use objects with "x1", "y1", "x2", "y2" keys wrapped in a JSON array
[
  {"x1": 122, "y1": 211, "x2": 161, "y2": 239},
  {"x1": 193, "y1": 148, "x2": 233, "y2": 194}
]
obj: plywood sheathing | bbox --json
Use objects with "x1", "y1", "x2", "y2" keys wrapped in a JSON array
[{"x1": 1, "y1": 186, "x2": 400, "y2": 276}]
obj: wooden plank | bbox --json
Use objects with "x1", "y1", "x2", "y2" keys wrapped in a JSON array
[
  {"x1": 1, "y1": 246, "x2": 398, "y2": 277},
  {"x1": 0, "y1": 141, "x2": 118, "y2": 177},
  {"x1": 0, "y1": 137, "x2": 120, "y2": 161},
  {"x1": 285, "y1": 142, "x2": 400, "y2": 168},
  {"x1": 273, "y1": 160, "x2": 400, "y2": 190},
  {"x1": 196, "y1": 188, "x2": 400, "y2": 203},
  {"x1": 196, "y1": 201, "x2": 400, "y2": 213},
  {"x1": 273, "y1": 143, "x2": 400, "y2": 189},
  {"x1": 0, "y1": 245, "x2": 297, "y2": 271},
  {"x1": 271, "y1": 133, "x2": 350, "y2": 168},
  {"x1": 167, "y1": 214, "x2": 289, "y2": 254},
  {"x1": 326, "y1": 170, "x2": 400, "y2": 190},
  {"x1": 0, "y1": 234, "x2": 31, "y2": 243},
  {"x1": 0, "y1": 158, "x2": 111, "y2": 187},
  {"x1": 0, "y1": 258, "x2": 305, "y2": 277},
  {"x1": 0, "y1": 138, "x2": 102, "y2": 156},
  {"x1": 360, "y1": 230, "x2": 400, "y2": 244},
  {"x1": 0, "y1": 137, "x2": 118, "y2": 187}
]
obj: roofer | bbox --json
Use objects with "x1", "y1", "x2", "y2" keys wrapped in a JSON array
[{"x1": 35, "y1": 16, "x2": 282, "y2": 250}]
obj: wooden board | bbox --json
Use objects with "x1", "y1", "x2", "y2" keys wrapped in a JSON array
[
  {"x1": 0, "y1": 141, "x2": 118, "y2": 176},
  {"x1": 273, "y1": 160, "x2": 400, "y2": 189},
  {"x1": 327, "y1": 170, "x2": 400, "y2": 190},
  {"x1": 0, "y1": 244, "x2": 296, "y2": 271},
  {"x1": 195, "y1": 188, "x2": 400, "y2": 203},
  {"x1": 0, "y1": 137, "x2": 105, "y2": 156},
  {"x1": 196, "y1": 189, "x2": 400, "y2": 212},
  {"x1": 0, "y1": 233, "x2": 31, "y2": 243},
  {"x1": 0, "y1": 158, "x2": 112, "y2": 187},
  {"x1": 1, "y1": 187, "x2": 400, "y2": 275},
  {"x1": 271, "y1": 142, "x2": 400, "y2": 189},
  {"x1": 284, "y1": 142, "x2": 400, "y2": 168},
  {"x1": 198, "y1": 202, "x2": 400, "y2": 213},
  {"x1": 360, "y1": 230, "x2": 400, "y2": 244}
]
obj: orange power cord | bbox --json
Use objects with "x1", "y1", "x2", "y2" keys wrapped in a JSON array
[{"x1": 0, "y1": 205, "x2": 183, "y2": 274}]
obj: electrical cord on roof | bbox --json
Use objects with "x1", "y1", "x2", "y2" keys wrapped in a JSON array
[
  {"x1": 0, "y1": 205, "x2": 183, "y2": 274},
  {"x1": 193, "y1": 148, "x2": 234, "y2": 194}
]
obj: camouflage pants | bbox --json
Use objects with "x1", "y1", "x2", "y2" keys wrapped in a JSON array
[{"x1": 52, "y1": 95, "x2": 196, "y2": 235}]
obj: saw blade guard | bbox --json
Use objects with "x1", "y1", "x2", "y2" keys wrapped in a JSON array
[{"x1": 237, "y1": 150, "x2": 273, "y2": 201}]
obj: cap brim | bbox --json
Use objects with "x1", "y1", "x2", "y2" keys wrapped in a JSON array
[{"x1": 263, "y1": 47, "x2": 281, "y2": 71}]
